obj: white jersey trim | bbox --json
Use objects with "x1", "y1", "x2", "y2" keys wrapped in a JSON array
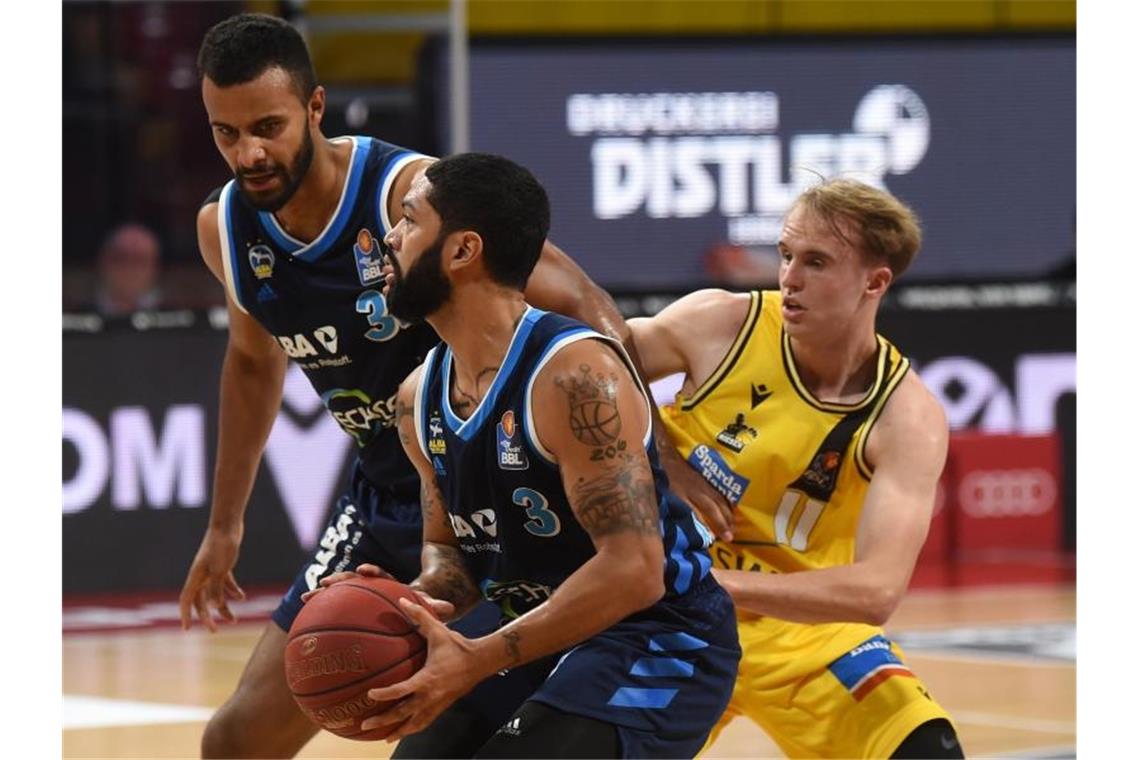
[
  {"x1": 216, "y1": 181, "x2": 248, "y2": 315},
  {"x1": 379, "y1": 152, "x2": 433, "y2": 234},
  {"x1": 523, "y1": 332, "x2": 654, "y2": 466},
  {"x1": 413, "y1": 346, "x2": 439, "y2": 462}
]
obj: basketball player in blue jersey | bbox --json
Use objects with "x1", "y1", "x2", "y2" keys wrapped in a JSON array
[
  {"x1": 311, "y1": 153, "x2": 740, "y2": 757},
  {"x1": 177, "y1": 13, "x2": 733, "y2": 760}
]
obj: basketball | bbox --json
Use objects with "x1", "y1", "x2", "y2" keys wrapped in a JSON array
[{"x1": 284, "y1": 577, "x2": 428, "y2": 741}]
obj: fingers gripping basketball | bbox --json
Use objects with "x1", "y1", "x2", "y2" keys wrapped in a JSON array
[{"x1": 285, "y1": 577, "x2": 427, "y2": 741}]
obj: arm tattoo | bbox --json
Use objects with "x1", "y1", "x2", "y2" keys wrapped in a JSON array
[
  {"x1": 556, "y1": 363, "x2": 623, "y2": 449},
  {"x1": 571, "y1": 457, "x2": 660, "y2": 537},
  {"x1": 395, "y1": 398, "x2": 414, "y2": 446},
  {"x1": 501, "y1": 630, "x2": 523, "y2": 666},
  {"x1": 415, "y1": 544, "x2": 481, "y2": 608},
  {"x1": 419, "y1": 479, "x2": 442, "y2": 525}
]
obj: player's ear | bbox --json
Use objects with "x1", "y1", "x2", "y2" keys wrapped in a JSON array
[
  {"x1": 448, "y1": 230, "x2": 483, "y2": 274},
  {"x1": 866, "y1": 264, "x2": 892, "y2": 298},
  {"x1": 308, "y1": 85, "x2": 326, "y2": 127}
]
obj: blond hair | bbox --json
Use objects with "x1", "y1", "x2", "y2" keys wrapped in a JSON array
[{"x1": 792, "y1": 179, "x2": 922, "y2": 278}]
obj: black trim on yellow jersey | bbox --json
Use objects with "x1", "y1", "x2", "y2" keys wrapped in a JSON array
[
  {"x1": 679, "y1": 291, "x2": 763, "y2": 411},
  {"x1": 787, "y1": 349, "x2": 896, "y2": 501},
  {"x1": 853, "y1": 353, "x2": 912, "y2": 481},
  {"x1": 781, "y1": 331, "x2": 890, "y2": 414}
]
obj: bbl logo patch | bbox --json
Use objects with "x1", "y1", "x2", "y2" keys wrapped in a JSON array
[
  {"x1": 249, "y1": 245, "x2": 275, "y2": 280},
  {"x1": 353, "y1": 228, "x2": 385, "y2": 286},
  {"x1": 497, "y1": 410, "x2": 529, "y2": 470},
  {"x1": 428, "y1": 412, "x2": 447, "y2": 455}
]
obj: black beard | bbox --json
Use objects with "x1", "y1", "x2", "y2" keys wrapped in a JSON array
[
  {"x1": 236, "y1": 128, "x2": 314, "y2": 212},
  {"x1": 386, "y1": 234, "x2": 451, "y2": 323}
]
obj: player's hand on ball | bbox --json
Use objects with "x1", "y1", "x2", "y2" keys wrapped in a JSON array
[
  {"x1": 409, "y1": 589, "x2": 456, "y2": 621},
  {"x1": 301, "y1": 563, "x2": 394, "y2": 602},
  {"x1": 360, "y1": 598, "x2": 480, "y2": 740}
]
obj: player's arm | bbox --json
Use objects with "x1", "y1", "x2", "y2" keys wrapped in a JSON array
[
  {"x1": 179, "y1": 201, "x2": 288, "y2": 632},
  {"x1": 714, "y1": 374, "x2": 949, "y2": 625},
  {"x1": 627, "y1": 288, "x2": 753, "y2": 382},
  {"x1": 393, "y1": 366, "x2": 483, "y2": 620},
  {"x1": 471, "y1": 340, "x2": 666, "y2": 673},
  {"x1": 526, "y1": 246, "x2": 739, "y2": 541},
  {"x1": 360, "y1": 343, "x2": 666, "y2": 740}
]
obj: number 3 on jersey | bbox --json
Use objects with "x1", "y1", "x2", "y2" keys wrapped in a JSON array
[
  {"x1": 356, "y1": 290, "x2": 400, "y2": 342},
  {"x1": 513, "y1": 488, "x2": 561, "y2": 537}
]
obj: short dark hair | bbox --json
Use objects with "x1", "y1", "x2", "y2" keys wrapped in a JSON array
[
  {"x1": 197, "y1": 14, "x2": 316, "y2": 101},
  {"x1": 425, "y1": 154, "x2": 551, "y2": 290}
]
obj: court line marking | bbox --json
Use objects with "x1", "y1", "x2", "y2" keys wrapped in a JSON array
[
  {"x1": 64, "y1": 695, "x2": 214, "y2": 730},
  {"x1": 986, "y1": 744, "x2": 1075, "y2": 759},
  {"x1": 904, "y1": 650, "x2": 1076, "y2": 668},
  {"x1": 952, "y1": 710, "x2": 1075, "y2": 735}
]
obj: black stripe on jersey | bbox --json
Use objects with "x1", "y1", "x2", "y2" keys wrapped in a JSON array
[
  {"x1": 787, "y1": 350, "x2": 898, "y2": 502},
  {"x1": 680, "y1": 291, "x2": 763, "y2": 411},
  {"x1": 781, "y1": 332, "x2": 889, "y2": 414},
  {"x1": 853, "y1": 351, "x2": 911, "y2": 481}
]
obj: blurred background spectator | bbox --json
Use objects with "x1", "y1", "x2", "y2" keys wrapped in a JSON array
[{"x1": 91, "y1": 223, "x2": 164, "y2": 316}]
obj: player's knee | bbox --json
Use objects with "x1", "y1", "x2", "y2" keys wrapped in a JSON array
[
  {"x1": 890, "y1": 718, "x2": 963, "y2": 759},
  {"x1": 201, "y1": 701, "x2": 248, "y2": 758},
  {"x1": 201, "y1": 689, "x2": 308, "y2": 759}
]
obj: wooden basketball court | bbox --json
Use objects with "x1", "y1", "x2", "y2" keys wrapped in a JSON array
[{"x1": 63, "y1": 582, "x2": 1074, "y2": 758}]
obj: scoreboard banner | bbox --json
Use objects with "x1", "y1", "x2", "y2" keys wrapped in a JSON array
[{"x1": 449, "y1": 36, "x2": 1075, "y2": 287}]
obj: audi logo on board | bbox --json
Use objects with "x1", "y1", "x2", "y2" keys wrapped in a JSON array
[{"x1": 958, "y1": 469, "x2": 1057, "y2": 518}]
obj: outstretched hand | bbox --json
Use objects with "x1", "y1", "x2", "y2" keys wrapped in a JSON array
[
  {"x1": 179, "y1": 528, "x2": 246, "y2": 632},
  {"x1": 360, "y1": 598, "x2": 483, "y2": 741}
]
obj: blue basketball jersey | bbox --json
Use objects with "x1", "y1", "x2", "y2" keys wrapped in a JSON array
[
  {"x1": 214, "y1": 136, "x2": 438, "y2": 491},
  {"x1": 412, "y1": 307, "x2": 716, "y2": 621}
]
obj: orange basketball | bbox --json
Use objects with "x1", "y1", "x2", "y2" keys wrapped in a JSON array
[{"x1": 284, "y1": 577, "x2": 427, "y2": 741}]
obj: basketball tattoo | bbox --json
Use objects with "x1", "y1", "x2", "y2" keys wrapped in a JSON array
[{"x1": 557, "y1": 363, "x2": 623, "y2": 447}]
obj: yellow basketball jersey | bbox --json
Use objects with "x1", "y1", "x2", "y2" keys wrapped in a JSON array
[{"x1": 660, "y1": 290, "x2": 911, "y2": 669}]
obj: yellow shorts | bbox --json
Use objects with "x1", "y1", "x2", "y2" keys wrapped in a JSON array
[{"x1": 704, "y1": 626, "x2": 953, "y2": 758}]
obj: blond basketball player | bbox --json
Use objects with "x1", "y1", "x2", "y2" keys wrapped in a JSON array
[{"x1": 629, "y1": 179, "x2": 963, "y2": 758}]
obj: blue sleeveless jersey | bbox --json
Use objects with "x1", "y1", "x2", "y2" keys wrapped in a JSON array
[
  {"x1": 215, "y1": 136, "x2": 438, "y2": 492},
  {"x1": 412, "y1": 308, "x2": 715, "y2": 620}
]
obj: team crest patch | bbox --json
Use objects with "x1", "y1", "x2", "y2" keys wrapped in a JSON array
[
  {"x1": 688, "y1": 444, "x2": 750, "y2": 505},
  {"x1": 715, "y1": 412, "x2": 758, "y2": 453},
  {"x1": 249, "y1": 245, "x2": 275, "y2": 279},
  {"x1": 428, "y1": 412, "x2": 446, "y2": 456},
  {"x1": 497, "y1": 410, "x2": 529, "y2": 470},
  {"x1": 828, "y1": 635, "x2": 915, "y2": 701},
  {"x1": 353, "y1": 228, "x2": 385, "y2": 286},
  {"x1": 801, "y1": 449, "x2": 842, "y2": 492}
]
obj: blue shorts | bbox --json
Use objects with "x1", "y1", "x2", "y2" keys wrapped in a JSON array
[
  {"x1": 272, "y1": 461, "x2": 536, "y2": 726},
  {"x1": 529, "y1": 575, "x2": 741, "y2": 759},
  {"x1": 272, "y1": 462, "x2": 423, "y2": 631}
]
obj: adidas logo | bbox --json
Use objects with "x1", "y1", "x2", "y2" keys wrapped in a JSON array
[
  {"x1": 499, "y1": 716, "x2": 522, "y2": 736},
  {"x1": 257, "y1": 282, "x2": 277, "y2": 303},
  {"x1": 751, "y1": 383, "x2": 772, "y2": 409}
]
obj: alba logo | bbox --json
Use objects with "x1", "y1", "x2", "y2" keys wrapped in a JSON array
[
  {"x1": 958, "y1": 469, "x2": 1056, "y2": 518},
  {"x1": 314, "y1": 326, "x2": 338, "y2": 354},
  {"x1": 471, "y1": 509, "x2": 498, "y2": 538},
  {"x1": 278, "y1": 327, "x2": 340, "y2": 359}
]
